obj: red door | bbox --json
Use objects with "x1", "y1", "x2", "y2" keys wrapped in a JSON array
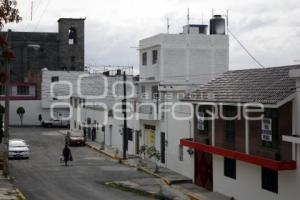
[{"x1": 194, "y1": 150, "x2": 213, "y2": 191}]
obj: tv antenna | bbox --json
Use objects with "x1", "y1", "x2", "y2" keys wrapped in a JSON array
[
  {"x1": 187, "y1": 8, "x2": 190, "y2": 25},
  {"x1": 167, "y1": 17, "x2": 170, "y2": 33},
  {"x1": 31, "y1": 1, "x2": 33, "y2": 21}
]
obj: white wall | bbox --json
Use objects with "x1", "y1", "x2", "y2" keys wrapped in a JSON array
[
  {"x1": 213, "y1": 155, "x2": 300, "y2": 200},
  {"x1": 70, "y1": 103, "x2": 138, "y2": 156},
  {"x1": 163, "y1": 109, "x2": 194, "y2": 179},
  {"x1": 139, "y1": 33, "x2": 229, "y2": 84},
  {"x1": 0, "y1": 100, "x2": 45, "y2": 126},
  {"x1": 0, "y1": 100, "x2": 68, "y2": 126}
]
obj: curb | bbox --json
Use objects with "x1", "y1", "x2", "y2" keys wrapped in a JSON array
[
  {"x1": 186, "y1": 192, "x2": 205, "y2": 200},
  {"x1": 86, "y1": 143, "x2": 122, "y2": 160},
  {"x1": 105, "y1": 182, "x2": 172, "y2": 200},
  {"x1": 16, "y1": 188, "x2": 27, "y2": 200},
  {"x1": 137, "y1": 166, "x2": 173, "y2": 186}
]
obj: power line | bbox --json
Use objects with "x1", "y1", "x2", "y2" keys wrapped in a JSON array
[
  {"x1": 34, "y1": 0, "x2": 51, "y2": 31},
  {"x1": 228, "y1": 29, "x2": 265, "y2": 68}
]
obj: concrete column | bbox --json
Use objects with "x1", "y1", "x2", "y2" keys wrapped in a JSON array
[
  {"x1": 212, "y1": 107, "x2": 215, "y2": 146},
  {"x1": 245, "y1": 118, "x2": 249, "y2": 154}
]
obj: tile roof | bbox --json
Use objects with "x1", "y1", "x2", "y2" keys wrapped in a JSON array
[{"x1": 183, "y1": 65, "x2": 300, "y2": 105}]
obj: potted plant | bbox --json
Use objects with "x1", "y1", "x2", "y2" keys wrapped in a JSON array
[{"x1": 146, "y1": 146, "x2": 161, "y2": 173}]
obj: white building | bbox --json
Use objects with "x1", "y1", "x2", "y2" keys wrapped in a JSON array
[
  {"x1": 69, "y1": 71, "x2": 138, "y2": 156},
  {"x1": 136, "y1": 19, "x2": 229, "y2": 179}
]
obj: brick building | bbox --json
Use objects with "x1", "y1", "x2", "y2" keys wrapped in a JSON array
[{"x1": 1, "y1": 18, "x2": 85, "y2": 81}]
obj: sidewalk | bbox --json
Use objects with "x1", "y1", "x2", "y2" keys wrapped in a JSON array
[
  {"x1": 0, "y1": 171, "x2": 26, "y2": 200},
  {"x1": 86, "y1": 140, "x2": 230, "y2": 200}
]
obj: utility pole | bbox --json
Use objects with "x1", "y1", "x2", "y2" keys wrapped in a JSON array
[
  {"x1": 3, "y1": 30, "x2": 11, "y2": 176},
  {"x1": 122, "y1": 71, "x2": 127, "y2": 159}
]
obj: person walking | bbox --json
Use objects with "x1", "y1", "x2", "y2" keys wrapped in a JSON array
[{"x1": 62, "y1": 145, "x2": 73, "y2": 166}]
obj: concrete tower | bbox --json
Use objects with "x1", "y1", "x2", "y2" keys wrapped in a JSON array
[{"x1": 58, "y1": 18, "x2": 85, "y2": 71}]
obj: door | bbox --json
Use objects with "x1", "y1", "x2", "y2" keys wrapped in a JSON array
[
  {"x1": 109, "y1": 125, "x2": 112, "y2": 146},
  {"x1": 135, "y1": 131, "x2": 140, "y2": 155},
  {"x1": 160, "y1": 132, "x2": 165, "y2": 164},
  {"x1": 194, "y1": 150, "x2": 213, "y2": 191}
]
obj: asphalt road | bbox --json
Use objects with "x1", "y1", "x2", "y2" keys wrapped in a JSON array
[{"x1": 9, "y1": 127, "x2": 152, "y2": 200}]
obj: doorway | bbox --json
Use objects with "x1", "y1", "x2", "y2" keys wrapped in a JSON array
[
  {"x1": 109, "y1": 125, "x2": 112, "y2": 146},
  {"x1": 194, "y1": 150, "x2": 213, "y2": 191},
  {"x1": 160, "y1": 132, "x2": 165, "y2": 164}
]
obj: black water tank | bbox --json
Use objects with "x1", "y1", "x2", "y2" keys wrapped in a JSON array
[{"x1": 210, "y1": 15, "x2": 226, "y2": 35}]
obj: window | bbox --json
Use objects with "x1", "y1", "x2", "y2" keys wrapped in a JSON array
[
  {"x1": 82, "y1": 98, "x2": 86, "y2": 108},
  {"x1": 179, "y1": 145, "x2": 184, "y2": 161},
  {"x1": 152, "y1": 50, "x2": 158, "y2": 64},
  {"x1": 0, "y1": 85, "x2": 5, "y2": 95},
  {"x1": 141, "y1": 86, "x2": 145, "y2": 93},
  {"x1": 142, "y1": 52, "x2": 147, "y2": 66},
  {"x1": 151, "y1": 86, "x2": 159, "y2": 100},
  {"x1": 74, "y1": 98, "x2": 78, "y2": 108},
  {"x1": 51, "y1": 76, "x2": 59, "y2": 82},
  {"x1": 127, "y1": 128, "x2": 133, "y2": 141},
  {"x1": 17, "y1": 86, "x2": 29, "y2": 95},
  {"x1": 74, "y1": 121, "x2": 77, "y2": 128},
  {"x1": 261, "y1": 109, "x2": 278, "y2": 148},
  {"x1": 68, "y1": 27, "x2": 77, "y2": 45},
  {"x1": 197, "y1": 107, "x2": 209, "y2": 132},
  {"x1": 262, "y1": 168, "x2": 278, "y2": 193},
  {"x1": 71, "y1": 56, "x2": 75, "y2": 62},
  {"x1": 224, "y1": 106, "x2": 236, "y2": 145},
  {"x1": 224, "y1": 157, "x2": 236, "y2": 179}
]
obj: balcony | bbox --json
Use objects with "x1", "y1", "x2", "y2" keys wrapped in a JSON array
[
  {"x1": 180, "y1": 138, "x2": 296, "y2": 171},
  {"x1": 137, "y1": 104, "x2": 160, "y2": 121}
]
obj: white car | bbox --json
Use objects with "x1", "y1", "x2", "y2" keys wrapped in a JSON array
[{"x1": 9, "y1": 139, "x2": 30, "y2": 159}]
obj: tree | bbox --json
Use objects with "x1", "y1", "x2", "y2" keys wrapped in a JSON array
[
  {"x1": 0, "y1": 104, "x2": 4, "y2": 143},
  {"x1": 16, "y1": 106, "x2": 25, "y2": 126},
  {"x1": 146, "y1": 146, "x2": 161, "y2": 173},
  {"x1": 0, "y1": 0, "x2": 22, "y2": 29}
]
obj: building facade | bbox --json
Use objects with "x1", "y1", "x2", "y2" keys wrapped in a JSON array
[
  {"x1": 1, "y1": 18, "x2": 85, "y2": 82},
  {"x1": 181, "y1": 65, "x2": 300, "y2": 200},
  {"x1": 136, "y1": 19, "x2": 229, "y2": 178}
]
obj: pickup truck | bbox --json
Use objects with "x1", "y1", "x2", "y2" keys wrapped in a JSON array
[{"x1": 42, "y1": 119, "x2": 70, "y2": 128}]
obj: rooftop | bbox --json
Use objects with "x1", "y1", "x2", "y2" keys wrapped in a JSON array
[{"x1": 183, "y1": 65, "x2": 300, "y2": 105}]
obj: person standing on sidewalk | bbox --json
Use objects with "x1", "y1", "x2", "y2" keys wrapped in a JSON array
[{"x1": 62, "y1": 145, "x2": 73, "y2": 166}]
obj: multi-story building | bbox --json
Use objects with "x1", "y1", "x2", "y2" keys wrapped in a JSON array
[
  {"x1": 1, "y1": 18, "x2": 85, "y2": 82},
  {"x1": 181, "y1": 65, "x2": 300, "y2": 200},
  {"x1": 136, "y1": 15, "x2": 229, "y2": 178},
  {"x1": 64, "y1": 67, "x2": 137, "y2": 152}
]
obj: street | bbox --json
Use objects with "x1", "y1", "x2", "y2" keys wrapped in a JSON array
[{"x1": 9, "y1": 127, "x2": 152, "y2": 200}]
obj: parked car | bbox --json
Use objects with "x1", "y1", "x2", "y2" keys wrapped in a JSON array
[
  {"x1": 68, "y1": 131, "x2": 85, "y2": 146},
  {"x1": 8, "y1": 139, "x2": 30, "y2": 159},
  {"x1": 42, "y1": 119, "x2": 70, "y2": 128}
]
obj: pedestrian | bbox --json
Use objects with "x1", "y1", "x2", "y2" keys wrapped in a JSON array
[
  {"x1": 65, "y1": 131, "x2": 70, "y2": 146},
  {"x1": 92, "y1": 127, "x2": 96, "y2": 141},
  {"x1": 62, "y1": 144, "x2": 73, "y2": 166}
]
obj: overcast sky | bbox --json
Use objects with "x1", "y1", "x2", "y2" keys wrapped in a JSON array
[{"x1": 3, "y1": 0, "x2": 300, "y2": 71}]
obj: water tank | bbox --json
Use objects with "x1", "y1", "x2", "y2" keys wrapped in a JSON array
[
  {"x1": 183, "y1": 24, "x2": 208, "y2": 35},
  {"x1": 198, "y1": 25, "x2": 208, "y2": 34},
  {"x1": 210, "y1": 15, "x2": 226, "y2": 35}
]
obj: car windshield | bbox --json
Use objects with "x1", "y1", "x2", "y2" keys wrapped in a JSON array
[
  {"x1": 9, "y1": 140, "x2": 27, "y2": 147},
  {"x1": 71, "y1": 132, "x2": 83, "y2": 137}
]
